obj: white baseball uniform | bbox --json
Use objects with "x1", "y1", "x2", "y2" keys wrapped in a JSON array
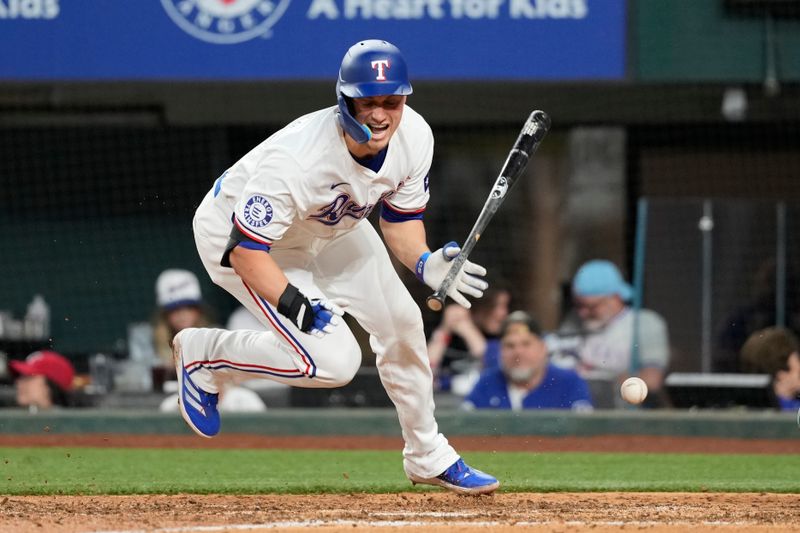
[{"x1": 184, "y1": 104, "x2": 459, "y2": 479}]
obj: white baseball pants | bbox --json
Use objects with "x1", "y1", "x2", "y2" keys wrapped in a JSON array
[{"x1": 185, "y1": 189, "x2": 458, "y2": 479}]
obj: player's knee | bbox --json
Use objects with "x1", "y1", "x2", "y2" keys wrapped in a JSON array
[
  {"x1": 315, "y1": 336, "x2": 362, "y2": 387},
  {"x1": 326, "y1": 362, "x2": 359, "y2": 388}
]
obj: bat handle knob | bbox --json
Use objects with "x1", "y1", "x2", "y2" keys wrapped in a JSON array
[{"x1": 426, "y1": 295, "x2": 444, "y2": 312}]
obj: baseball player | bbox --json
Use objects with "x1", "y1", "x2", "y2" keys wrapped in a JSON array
[{"x1": 175, "y1": 39, "x2": 499, "y2": 495}]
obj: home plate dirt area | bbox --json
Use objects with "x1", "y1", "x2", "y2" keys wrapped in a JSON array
[
  {"x1": 2, "y1": 492, "x2": 799, "y2": 532},
  {"x1": 1, "y1": 434, "x2": 798, "y2": 532}
]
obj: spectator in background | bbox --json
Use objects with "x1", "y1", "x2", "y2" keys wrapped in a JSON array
[
  {"x1": 715, "y1": 258, "x2": 800, "y2": 372},
  {"x1": 740, "y1": 327, "x2": 800, "y2": 411},
  {"x1": 152, "y1": 269, "x2": 266, "y2": 411},
  {"x1": 427, "y1": 286, "x2": 510, "y2": 394},
  {"x1": 551, "y1": 260, "x2": 670, "y2": 407},
  {"x1": 464, "y1": 311, "x2": 592, "y2": 410},
  {"x1": 9, "y1": 350, "x2": 75, "y2": 410},
  {"x1": 152, "y1": 269, "x2": 216, "y2": 374}
]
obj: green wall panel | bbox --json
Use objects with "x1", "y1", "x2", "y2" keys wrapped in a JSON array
[
  {"x1": 636, "y1": 0, "x2": 800, "y2": 82},
  {"x1": 0, "y1": 216, "x2": 233, "y2": 357}
]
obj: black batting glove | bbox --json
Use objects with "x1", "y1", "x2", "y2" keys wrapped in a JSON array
[{"x1": 277, "y1": 284, "x2": 344, "y2": 337}]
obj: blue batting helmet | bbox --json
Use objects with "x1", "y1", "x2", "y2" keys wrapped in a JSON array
[{"x1": 336, "y1": 40, "x2": 413, "y2": 144}]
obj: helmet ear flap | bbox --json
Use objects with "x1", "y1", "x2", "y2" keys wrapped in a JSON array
[
  {"x1": 342, "y1": 94, "x2": 356, "y2": 116},
  {"x1": 336, "y1": 83, "x2": 372, "y2": 144}
]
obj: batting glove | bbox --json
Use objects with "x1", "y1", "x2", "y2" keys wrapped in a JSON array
[
  {"x1": 416, "y1": 241, "x2": 488, "y2": 308},
  {"x1": 277, "y1": 284, "x2": 344, "y2": 338}
]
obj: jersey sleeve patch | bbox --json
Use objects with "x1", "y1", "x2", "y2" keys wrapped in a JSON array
[
  {"x1": 380, "y1": 200, "x2": 425, "y2": 223},
  {"x1": 243, "y1": 194, "x2": 273, "y2": 228}
]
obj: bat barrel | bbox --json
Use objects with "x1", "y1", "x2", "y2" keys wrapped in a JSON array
[
  {"x1": 514, "y1": 111, "x2": 551, "y2": 156},
  {"x1": 501, "y1": 111, "x2": 550, "y2": 180},
  {"x1": 530, "y1": 110, "x2": 551, "y2": 134},
  {"x1": 427, "y1": 110, "x2": 550, "y2": 312}
]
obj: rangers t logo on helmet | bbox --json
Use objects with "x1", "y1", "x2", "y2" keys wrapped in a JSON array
[
  {"x1": 371, "y1": 59, "x2": 391, "y2": 81},
  {"x1": 336, "y1": 40, "x2": 413, "y2": 144}
]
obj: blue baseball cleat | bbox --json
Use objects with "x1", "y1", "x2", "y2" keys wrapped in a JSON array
[
  {"x1": 409, "y1": 458, "x2": 500, "y2": 495},
  {"x1": 173, "y1": 332, "x2": 220, "y2": 438}
]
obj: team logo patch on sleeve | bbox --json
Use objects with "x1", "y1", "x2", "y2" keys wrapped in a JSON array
[{"x1": 243, "y1": 195, "x2": 273, "y2": 228}]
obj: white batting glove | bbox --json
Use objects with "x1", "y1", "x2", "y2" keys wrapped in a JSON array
[{"x1": 416, "y1": 241, "x2": 488, "y2": 308}]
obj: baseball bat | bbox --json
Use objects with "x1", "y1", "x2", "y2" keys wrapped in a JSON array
[{"x1": 426, "y1": 110, "x2": 551, "y2": 312}]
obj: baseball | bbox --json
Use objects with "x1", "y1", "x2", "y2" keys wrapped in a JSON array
[{"x1": 620, "y1": 377, "x2": 648, "y2": 405}]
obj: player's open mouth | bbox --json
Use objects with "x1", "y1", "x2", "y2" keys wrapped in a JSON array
[{"x1": 370, "y1": 124, "x2": 389, "y2": 134}]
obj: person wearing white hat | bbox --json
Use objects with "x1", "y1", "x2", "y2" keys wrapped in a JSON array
[
  {"x1": 153, "y1": 269, "x2": 267, "y2": 413},
  {"x1": 152, "y1": 269, "x2": 215, "y2": 370}
]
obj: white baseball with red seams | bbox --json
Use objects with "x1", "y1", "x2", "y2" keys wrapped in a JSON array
[{"x1": 620, "y1": 377, "x2": 648, "y2": 405}]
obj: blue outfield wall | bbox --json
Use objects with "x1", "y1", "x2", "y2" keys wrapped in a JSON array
[{"x1": 0, "y1": 409, "x2": 798, "y2": 440}]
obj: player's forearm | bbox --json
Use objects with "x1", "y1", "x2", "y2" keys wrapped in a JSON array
[
  {"x1": 229, "y1": 246, "x2": 289, "y2": 307},
  {"x1": 379, "y1": 218, "x2": 429, "y2": 272}
]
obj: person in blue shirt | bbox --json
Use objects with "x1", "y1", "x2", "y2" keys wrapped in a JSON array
[
  {"x1": 427, "y1": 286, "x2": 511, "y2": 393},
  {"x1": 463, "y1": 311, "x2": 593, "y2": 411},
  {"x1": 740, "y1": 326, "x2": 800, "y2": 412}
]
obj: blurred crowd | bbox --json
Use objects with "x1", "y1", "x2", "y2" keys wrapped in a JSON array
[
  {"x1": 2, "y1": 259, "x2": 798, "y2": 413},
  {"x1": 428, "y1": 259, "x2": 669, "y2": 411}
]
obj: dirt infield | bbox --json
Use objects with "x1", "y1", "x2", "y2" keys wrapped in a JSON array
[
  {"x1": 2, "y1": 434, "x2": 798, "y2": 532},
  {"x1": 2, "y1": 492, "x2": 799, "y2": 532}
]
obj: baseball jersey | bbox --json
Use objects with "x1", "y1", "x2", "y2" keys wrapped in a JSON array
[
  {"x1": 464, "y1": 364, "x2": 593, "y2": 410},
  {"x1": 212, "y1": 105, "x2": 432, "y2": 260}
]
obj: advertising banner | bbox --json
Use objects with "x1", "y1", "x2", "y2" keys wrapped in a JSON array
[{"x1": 0, "y1": 0, "x2": 626, "y2": 80}]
